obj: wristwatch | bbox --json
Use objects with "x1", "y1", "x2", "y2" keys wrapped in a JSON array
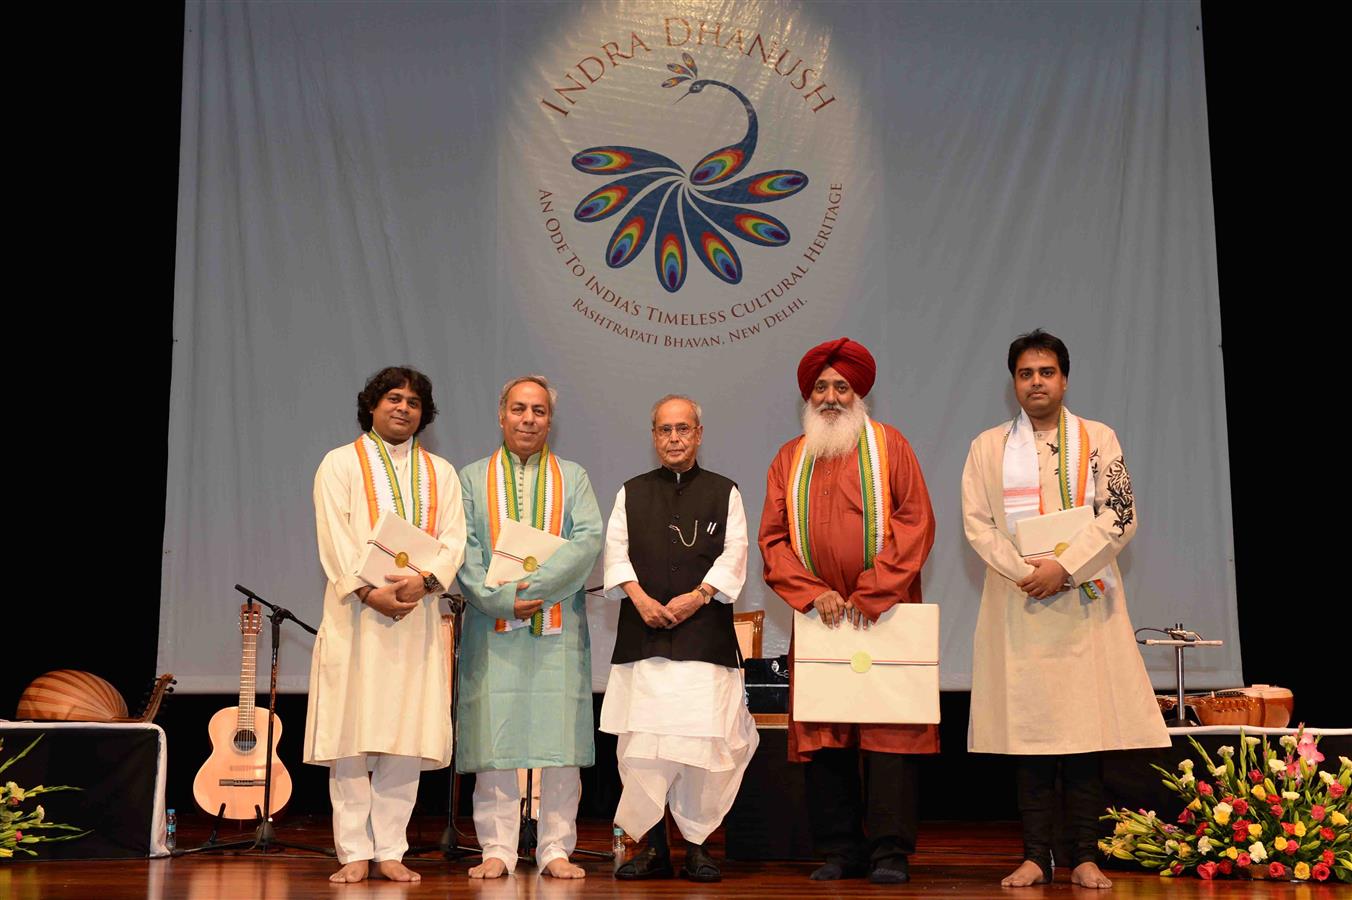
[
  {"x1": 695, "y1": 585, "x2": 714, "y2": 603},
  {"x1": 422, "y1": 572, "x2": 441, "y2": 594}
]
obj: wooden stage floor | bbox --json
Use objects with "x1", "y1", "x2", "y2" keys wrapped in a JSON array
[{"x1": 3, "y1": 817, "x2": 1343, "y2": 899}]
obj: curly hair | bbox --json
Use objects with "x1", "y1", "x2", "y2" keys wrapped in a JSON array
[
  {"x1": 1007, "y1": 329, "x2": 1070, "y2": 377},
  {"x1": 356, "y1": 366, "x2": 438, "y2": 435}
]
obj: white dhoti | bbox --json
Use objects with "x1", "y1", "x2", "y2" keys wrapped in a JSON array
[
  {"x1": 600, "y1": 658, "x2": 758, "y2": 845},
  {"x1": 472, "y1": 766, "x2": 581, "y2": 871},
  {"x1": 329, "y1": 753, "x2": 422, "y2": 863}
]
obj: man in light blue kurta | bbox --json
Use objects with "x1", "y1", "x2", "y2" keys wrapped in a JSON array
[{"x1": 456, "y1": 374, "x2": 602, "y2": 879}]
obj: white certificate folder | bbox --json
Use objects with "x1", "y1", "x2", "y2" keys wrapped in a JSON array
[
  {"x1": 1013, "y1": 506, "x2": 1093, "y2": 559},
  {"x1": 484, "y1": 518, "x2": 569, "y2": 587},
  {"x1": 356, "y1": 510, "x2": 443, "y2": 588},
  {"x1": 792, "y1": 604, "x2": 940, "y2": 725}
]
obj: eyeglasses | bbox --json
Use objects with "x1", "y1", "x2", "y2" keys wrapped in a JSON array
[{"x1": 653, "y1": 424, "x2": 696, "y2": 437}]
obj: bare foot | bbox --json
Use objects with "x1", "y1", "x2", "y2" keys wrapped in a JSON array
[
  {"x1": 542, "y1": 857, "x2": 586, "y2": 878},
  {"x1": 1070, "y1": 861, "x2": 1112, "y2": 889},
  {"x1": 469, "y1": 857, "x2": 509, "y2": 878},
  {"x1": 375, "y1": 859, "x2": 421, "y2": 882},
  {"x1": 329, "y1": 860, "x2": 370, "y2": 883},
  {"x1": 1001, "y1": 859, "x2": 1050, "y2": 887}
]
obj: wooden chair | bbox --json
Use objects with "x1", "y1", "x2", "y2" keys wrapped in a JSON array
[{"x1": 733, "y1": 609, "x2": 764, "y2": 659}]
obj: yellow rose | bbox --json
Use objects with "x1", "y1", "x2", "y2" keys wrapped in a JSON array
[
  {"x1": 1226, "y1": 846, "x2": 1239, "y2": 860},
  {"x1": 1248, "y1": 823, "x2": 1262, "y2": 838},
  {"x1": 1295, "y1": 862, "x2": 1311, "y2": 881},
  {"x1": 1214, "y1": 809, "x2": 1231, "y2": 826},
  {"x1": 1188, "y1": 798, "x2": 1203, "y2": 811},
  {"x1": 1178, "y1": 844, "x2": 1192, "y2": 858},
  {"x1": 1294, "y1": 821, "x2": 1307, "y2": 837},
  {"x1": 1332, "y1": 811, "x2": 1350, "y2": 826},
  {"x1": 1274, "y1": 837, "x2": 1288, "y2": 851},
  {"x1": 1252, "y1": 786, "x2": 1267, "y2": 801}
]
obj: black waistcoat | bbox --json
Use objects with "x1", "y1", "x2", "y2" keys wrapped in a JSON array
[{"x1": 610, "y1": 464, "x2": 741, "y2": 668}]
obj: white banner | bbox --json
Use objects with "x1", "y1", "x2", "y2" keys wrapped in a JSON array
[{"x1": 163, "y1": 0, "x2": 1238, "y2": 694}]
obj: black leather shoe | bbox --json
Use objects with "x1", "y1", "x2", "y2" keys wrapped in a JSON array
[
  {"x1": 682, "y1": 843, "x2": 722, "y2": 883},
  {"x1": 614, "y1": 845, "x2": 673, "y2": 880},
  {"x1": 869, "y1": 855, "x2": 911, "y2": 884},
  {"x1": 810, "y1": 860, "x2": 867, "y2": 880}
]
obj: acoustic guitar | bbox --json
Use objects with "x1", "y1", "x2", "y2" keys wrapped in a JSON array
[{"x1": 192, "y1": 603, "x2": 293, "y2": 819}]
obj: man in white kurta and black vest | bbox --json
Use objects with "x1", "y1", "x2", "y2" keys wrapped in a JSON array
[
  {"x1": 457, "y1": 375, "x2": 603, "y2": 879},
  {"x1": 600, "y1": 394, "x2": 758, "y2": 883},
  {"x1": 303, "y1": 366, "x2": 467, "y2": 884},
  {"x1": 963, "y1": 331, "x2": 1168, "y2": 889}
]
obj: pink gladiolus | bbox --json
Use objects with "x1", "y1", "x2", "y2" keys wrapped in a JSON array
[
  {"x1": 1178, "y1": 809, "x2": 1194, "y2": 824},
  {"x1": 1297, "y1": 734, "x2": 1324, "y2": 765},
  {"x1": 1171, "y1": 863, "x2": 1184, "y2": 876},
  {"x1": 1198, "y1": 781, "x2": 1214, "y2": 796},
  {"x1": 1249, "y1": 769, "x2": 1263, "y2": 783},
  {"x1": 1311, "y1": 804, "x2": 1326, "y2": 822}
]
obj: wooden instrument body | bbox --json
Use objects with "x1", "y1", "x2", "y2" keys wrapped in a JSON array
[
  {"x1": 191, "y1": 705, "x2": 293, "y2": 820},
  {"x1": 1157, "y1": 684, "x2": 1295, "y2": 728}
]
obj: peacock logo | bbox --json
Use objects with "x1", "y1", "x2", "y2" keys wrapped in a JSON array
[{"x1": 570, "y1": 54, "x2": 809, "y2": 294}]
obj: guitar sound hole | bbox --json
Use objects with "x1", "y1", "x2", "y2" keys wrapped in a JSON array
[{"x1": 233, "y1": 729, "x2": 258, "y2": 752}]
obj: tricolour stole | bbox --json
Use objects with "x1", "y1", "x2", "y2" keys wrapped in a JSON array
[
  {"x1": 1001, "y1": 407, "x2": 1109, "y2": 600},
  {"x1": 487, "y1": 443, "x2": 565, "y2": 636},
  {"x1": 353, "y1": 432, "x2": 438, "y2": 533},
  {"x1": 786, "y1": 418, "x2": 891, "y2": 575}
]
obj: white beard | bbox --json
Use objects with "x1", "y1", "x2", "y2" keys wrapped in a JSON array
[{"x1": 801, "y1": 397, "x2": 869, "y2": 458}]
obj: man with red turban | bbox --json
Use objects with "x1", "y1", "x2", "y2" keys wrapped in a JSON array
[{"x1": 759, "y1": 338, "x2": 938, "y2": 884}]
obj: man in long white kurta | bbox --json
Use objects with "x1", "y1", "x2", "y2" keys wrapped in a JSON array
[
  {"x1": 963, "y1": 331, "x2": 1167, "y2": 889},
  {"x1": 600, "y1": 395, "x2": 758, "y2": 883},
  {"x1": 303, "y1": 368, "x2": 466, "y2": 883}
]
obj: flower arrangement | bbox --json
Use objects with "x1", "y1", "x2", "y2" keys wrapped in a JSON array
[
  {"x1": 1100, "y1": 730, "x2": 1351, "y2": 882},
  {"x1": 0, "y1": 736, "x2": 90, "y2": 859}
]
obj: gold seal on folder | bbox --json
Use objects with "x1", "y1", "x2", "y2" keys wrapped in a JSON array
[
  {"x1": 1053, "y1": 542, "x2": 1070, "y2": 557},
  {"x1": 850, "y1": 651, "x2": 873, "y2": 674},
  {"x1": 523, "y1": 556, "x2": 539, "y2": 572},
  {"x1": 394, "y1": 551, "x2": 410, "y2": 569}
]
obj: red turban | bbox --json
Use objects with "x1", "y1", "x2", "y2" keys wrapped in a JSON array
[{"x1": 796, "y1": 337, "x2": 876, "y2": 399}]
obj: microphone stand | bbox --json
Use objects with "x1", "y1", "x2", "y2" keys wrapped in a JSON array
[
  {"x1": 407, "y1": 592, "x2": 481, "y2": 861},
  {"x1": 176, "y1": 585, "x2": 333, "y2": 857},
  {"x1": 1140, "y1": 623, "x2": 1224, "y2": 729}
]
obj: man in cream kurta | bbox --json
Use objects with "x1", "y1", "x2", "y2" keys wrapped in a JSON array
[
  {"x1": 304, "y1": 367, "x2": 466, "y2": 884},
  {"x1": 963, "y1": 330, "x2": 1168, "y2": 889},
  {"x1": 456, "y1": 375, "x2": 603, "y2": 880},
  {"x1": 600, "y1": 394, "x2": 757, "y2": 883}
]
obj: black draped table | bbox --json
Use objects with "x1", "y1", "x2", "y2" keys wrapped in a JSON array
[{"x1": 0, "y1": 721, "x2": 169, "y2": 860}]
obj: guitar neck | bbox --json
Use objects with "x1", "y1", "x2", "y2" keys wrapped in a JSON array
[{"x1": 236, "y1": 628, "x2": 258, "y2": 730}]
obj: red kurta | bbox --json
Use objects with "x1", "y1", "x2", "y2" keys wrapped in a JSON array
[{"x1": 759, "y1": 422, "x2": 939, "y2": 761}]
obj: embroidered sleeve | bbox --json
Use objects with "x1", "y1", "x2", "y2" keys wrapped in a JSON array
[{"x1": 1103, "y1": 456, "x2": 1135, "y2": 537}]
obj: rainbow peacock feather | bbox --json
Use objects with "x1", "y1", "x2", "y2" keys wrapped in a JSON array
[{"x1": 570, "y1": 53, "x2": 808, "y2": 292}]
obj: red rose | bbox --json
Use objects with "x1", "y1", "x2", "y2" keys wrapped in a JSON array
[
  {"x1": 1331, "y1": 783, "x2": 1346, "y2": 799},
  {"x1": 1171, "y1": 863, "x2": 1184, "y2": 876},
  {"x1": 1323, "y1": 850, "x2": 1335, "y2": 865},
  {"x1": 1282, "y1": 821, "x2": 1296, "y2": 835},
  {"x1": 1271, "y1": 803, "x2": 1284, "y2": 816},
  {"x1": 1249, "y1": 769, "x2": 1263, "y2": 783},
  {"x1": 1284, "y1": 841, "x2": 1297, "y2": 855},
  {"x1": 1321, "y1": 826, "x2": 1336, "y2": 841},
  {"x1": 1233, "y1": 825, "x2": 1249, "y2": 842},
  {"x1": 1269, "y1": 862, "x2": 1286, "y2": 878},
  {"x1": 1222, "y1": 795, "x2": 1235, "y2": 805},
  {"x1": 1237, "y1": 851, "x2": 1251, "y2": 867},
  {"x1": 1313, "y1": 862, "x2": 1331, "y2": 882},
  {"x1": 1178, "y1": 809, "x2": 1194, "y2": 824},
  {"x1": 1311, "y1": 804, "x2": 1326, "y2": 821},
  {"x1": 1232, "y1": 798, "x2": 1249, "y2": 815},
  {"x1": 1217, "y1": 859, "x2": 1233, "y2": 875},
  {"x1": 1198, "y1": 781, "x2": 1214, "y2": 796},
  {"x1": 1197, "y1": 862, "x2": 1218, "y2": 880}
]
